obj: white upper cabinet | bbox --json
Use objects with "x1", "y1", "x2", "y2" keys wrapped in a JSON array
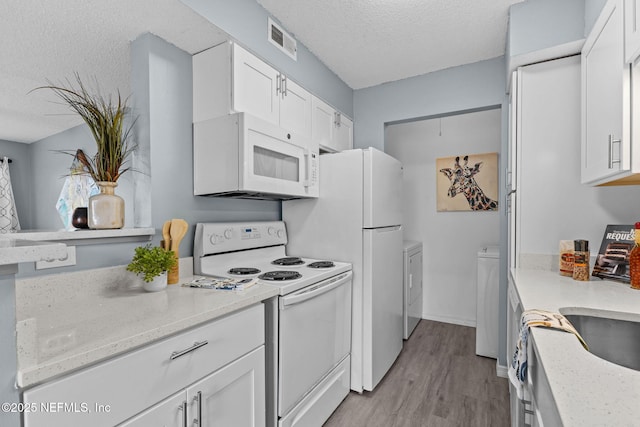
[
  {"x1": 231, "y1": 42, "x2": 281, "y2": 126},
  {"x1": 581, "y1": 0, "x2": 640, "y2": 185},
  {"x1": 194, "y1": 42, "x2": 311, "y2": 138},
  {"x1": 311, "y1": 95, "x2": 353, "y2": 152},
  {"x1": 625, "y1": 0, "x2": 640, "y2": 62},
  {"x1": 278, "y1": 77, "x2": 312, "y2": 138}
]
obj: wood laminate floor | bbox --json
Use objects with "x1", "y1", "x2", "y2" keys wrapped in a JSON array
[{"x1": 324, "y1": 320, "x2": 510, "y2": 427}]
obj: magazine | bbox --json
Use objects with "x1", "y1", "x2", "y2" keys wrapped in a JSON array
[
  {"x1": 592, "y1": 225, "x2": 635, "y2": 283},
  {"x1": 183, "y1": 276, "x2": 259, "y2": 291}
]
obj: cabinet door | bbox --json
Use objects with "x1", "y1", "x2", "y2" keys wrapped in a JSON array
[
  {"x1": 188, "y1": 346, "x2": 265, "y2": 427},
  {"x1": 118, "y1": 392, "x2": 186, "y2": 427},
  {"x1": 626, "y1": 0, "x2": 640, "y2": 62},
  {"x1": 279, "y1": 77, "x2": 312, "y2": 137},
  {"x1": 335, "y1": 113, "x2": 353, "y2": 152},
  {"x1": 232, "y1": 44, "x2": 280, "y2": 125},
  {"x1": 311, "y1": 95, "x2": 337, "y2": 152},
  {"x1": 582, "y1": 0, "x2": 630, "y2": 184}
]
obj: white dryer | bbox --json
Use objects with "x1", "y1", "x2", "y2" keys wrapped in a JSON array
[{"x1": 403, "y1": 240, "x2": 423, "y2": 339}]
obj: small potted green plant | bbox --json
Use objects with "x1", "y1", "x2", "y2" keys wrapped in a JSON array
[{"x1": 126, "y1": 244, "x2": 177, "y2": 292}]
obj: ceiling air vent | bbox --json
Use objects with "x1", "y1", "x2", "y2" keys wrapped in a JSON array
[{"x1": 268, "y1": 17, "x2": 297, "y2": 61}]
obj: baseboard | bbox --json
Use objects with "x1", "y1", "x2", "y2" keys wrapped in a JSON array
[
  {"x1": 496, "y1": 361, "x2": 508, "y2": 378},
  {"x1": 421, "y1": 314, "x2": 476, "y2": 327}
]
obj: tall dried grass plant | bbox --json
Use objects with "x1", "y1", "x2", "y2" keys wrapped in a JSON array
[{"x1": 36, "y1": 73, "x2": 137, "y2": 183}]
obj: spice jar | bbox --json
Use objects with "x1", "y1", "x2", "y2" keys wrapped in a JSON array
[{"x1": 573, "y1": 240, "x2": 590, "y2": 281}]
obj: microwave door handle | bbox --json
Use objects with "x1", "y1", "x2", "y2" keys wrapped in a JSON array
[{"x1": 303, "y1": 150, "x2": 310, "y2": 188}]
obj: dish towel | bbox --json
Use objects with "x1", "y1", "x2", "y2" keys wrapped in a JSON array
[
  {"x1": 508, "y1": 309, "x2": 588, "y2": 399},
  {"x1": 0, "y1": 157, "x2": 20, "y2": 233}
]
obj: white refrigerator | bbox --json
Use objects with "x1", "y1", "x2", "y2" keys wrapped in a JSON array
[{"x1": 283, "y1": 147, "x2": 403, "y2": 392}]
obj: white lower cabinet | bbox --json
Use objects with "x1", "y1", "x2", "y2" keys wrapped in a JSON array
[
  {"x1": 23, "y1": 304, "x2": 265, "y2": 427},
  {"x1": 121, "y1": 347, "x2": 265, "y2": 427}
]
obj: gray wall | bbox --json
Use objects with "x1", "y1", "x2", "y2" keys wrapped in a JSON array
[
  {"x1": 508, "y1": 0, "x2": 586, "y2": 57},
  {"x1": 16, "y1": 34, "x2": 282, "y2": 278},
  {"x1": 181, "y1": 0, "x2": 354, "y2": 117},
  {"x1": 0, "y1": 140, "x2": 32, "y2": 229},
  {"x1": 131, "y1": 32, "x2": 281, "y2": 258},
  {"x1": 386, "y1": 109, "x2": 502, "y2": 326},
  {"x1": 351, "y1": 56, "x2": 509, "y2": 367},
  {"x1": 353, "y1": 56, "x2": 505, "y2": 152}
]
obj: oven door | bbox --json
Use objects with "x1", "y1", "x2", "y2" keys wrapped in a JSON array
[
  {"x1": 239, "y1": 114, "x2": 319, "y2": 198},
  {"x1": 278, "y1": 271, "x2": 352, "y2": 417}
]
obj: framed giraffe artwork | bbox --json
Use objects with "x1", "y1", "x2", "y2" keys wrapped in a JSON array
[{"x1": 436, "y1": 152, "x2": 499, "y2": 212}]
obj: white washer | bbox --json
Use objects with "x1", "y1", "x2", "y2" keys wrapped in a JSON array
[
  {"x1": 476, "y1": 246, "x2": 500, "y2": 358},
  {"x1": 403, "y1": 240, "x2": 423, "y2": 339}
]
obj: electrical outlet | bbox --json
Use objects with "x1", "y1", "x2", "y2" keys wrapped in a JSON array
[{"x1": 36, "y1": 246, "x2": 76, "y2": 269}]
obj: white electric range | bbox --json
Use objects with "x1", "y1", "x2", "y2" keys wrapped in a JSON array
[{"x1": 193, "y1": 221, "x2": 352, "y2": 427}]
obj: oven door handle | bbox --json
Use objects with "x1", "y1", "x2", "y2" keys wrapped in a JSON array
[{"x1": 280, "y1": 271, "x2": 352, "y2": 308}]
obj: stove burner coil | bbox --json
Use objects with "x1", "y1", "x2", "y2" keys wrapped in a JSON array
[
  {"x1": 272, "y1": 257, "x2": 304, "y2": 266},
  {"x1": 228, "y1": 267, "x2": 261, "y2": 275},
  {"x1": 259, "y1": 271, "x2": 302, "y2": 281},
  {"x1": 307, "y1": 261, "x2": 335, "y2": 269}
]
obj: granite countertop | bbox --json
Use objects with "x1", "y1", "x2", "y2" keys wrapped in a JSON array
[
  {"x1": 15, "y1": 261, "x2": 279, "y2": 388},
  {"x1": 511, "y1": 268, "x2": 640, "y2": 426}
]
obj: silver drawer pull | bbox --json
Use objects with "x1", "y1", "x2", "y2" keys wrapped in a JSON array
[{"x1": 170, "y1": 340, "x2": 208, "y2": 360}]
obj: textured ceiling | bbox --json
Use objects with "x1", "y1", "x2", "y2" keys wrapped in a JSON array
[
  {"x1": 257, "y1": 0, "x2": 523, "y2": 89},
  {"x1": 2, "y1": 0, "x2": 522, "y2": 144},
  {"x1": 0, "y1": 0, "x2": 227, "y2": 143}
]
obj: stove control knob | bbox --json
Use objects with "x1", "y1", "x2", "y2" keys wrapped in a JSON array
[
  {"x1": 276, "y1": 229, "x2": 284, "y2": 238},
  {"x1": 267, "y1": 226, "x2": 275, "y2": 236},
  {"x1": 224, "y1": 228, "x2": 233, "y2": 239},
  {"x1": 209, "y1": 234, "x2": 226, "y2": 245}
]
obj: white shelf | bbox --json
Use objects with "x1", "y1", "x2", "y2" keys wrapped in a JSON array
[
  {"x1": 1, "y1": 228, "x2": 155, "y2": 246},
  {"x1": 0, "y1": 240, "x2": 67, "y2": 266}
]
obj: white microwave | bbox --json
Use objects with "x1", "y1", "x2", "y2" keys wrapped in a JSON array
[{"x1": 193, "y1": 112, "x2": 319, "y2": 200}]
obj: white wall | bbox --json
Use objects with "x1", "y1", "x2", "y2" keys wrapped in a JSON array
[
  {"x1": 516, "y1": 56, "x2": 639, "y2": 264},
  {"x1": 386, "y1": 108, "x2": 501, "y2": 326}
]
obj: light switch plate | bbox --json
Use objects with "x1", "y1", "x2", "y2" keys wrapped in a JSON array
[{"x1": 36, "y1": 246, "x2": 76, "y2": 269}]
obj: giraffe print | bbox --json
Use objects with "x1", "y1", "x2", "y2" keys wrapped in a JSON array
[{"x1": 439, "y1": 155, "x2": 498, "y2": 211}]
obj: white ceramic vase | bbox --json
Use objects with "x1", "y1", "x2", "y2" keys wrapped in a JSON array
[
  {"x1": 88, "y1": 181, "x2": 124, "y2": 229},
  {"x1": 143, "y1": 272, "x2": 168, "y2": 292}
]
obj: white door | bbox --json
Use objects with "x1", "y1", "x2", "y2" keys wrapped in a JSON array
[
  {"x1": 335, "y1": 113, "x2": 353, "y2": 152},
  {"x1": 625, "y1": 0, "x2": 640, "y2": 62},
  {"x1": 582, "y1": 0, "x2": 629, "y2": 183},
  {"x1": 279, "y1": 77, "x2": 312, "y2": 138},
  {"x1": 240, "y1": 114, "x2": 311, "y2": 197},
  {"x1": 311, "y1": 95, "x2": 337, "y2": 152},
  {"x1": 363, "y1": 148, "x2": 403, "y2": 228},
  {"x1": 119, "y1": 392, "x2": 186, "y2": 427},
  {"x1": 278, "y1": 272, "x2": 352, "y2": 417},
  {"x1": 407, "y1": 248, "x2": 423, "y2": 334},
  {"x1": 363, "y1": 226, "x2": 403, "y2": 391},
  {"x1": 232, "y1": 43, "x2": 280, "y2": 125},
  {"x1": 188, "y1": 346, "x2": 266, "y2": 427}
]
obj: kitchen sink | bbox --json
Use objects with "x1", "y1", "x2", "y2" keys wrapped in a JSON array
[{"x1": 563, "y1": 313, "x2": 640, "y2": 371}]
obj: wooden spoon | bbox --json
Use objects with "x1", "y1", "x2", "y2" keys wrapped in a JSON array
[
  {"x1": 167, "y1": 219, "x2": 188, "y2": 284},
  {"x1": 162, "y1": 220, "x2": 171, "y2": 250}
]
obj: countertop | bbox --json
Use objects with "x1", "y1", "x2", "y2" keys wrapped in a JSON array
[
  {"x1": 15, "y1": 263, "x2": 279, "y2": 388},
  {"x1": 511, "y1": 268, "x2": 640, "y2": 426}
]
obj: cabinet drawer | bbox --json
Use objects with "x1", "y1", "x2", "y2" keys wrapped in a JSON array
[{"x1": 23, "y1": 304, "x2": 264, "y2": 427}]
